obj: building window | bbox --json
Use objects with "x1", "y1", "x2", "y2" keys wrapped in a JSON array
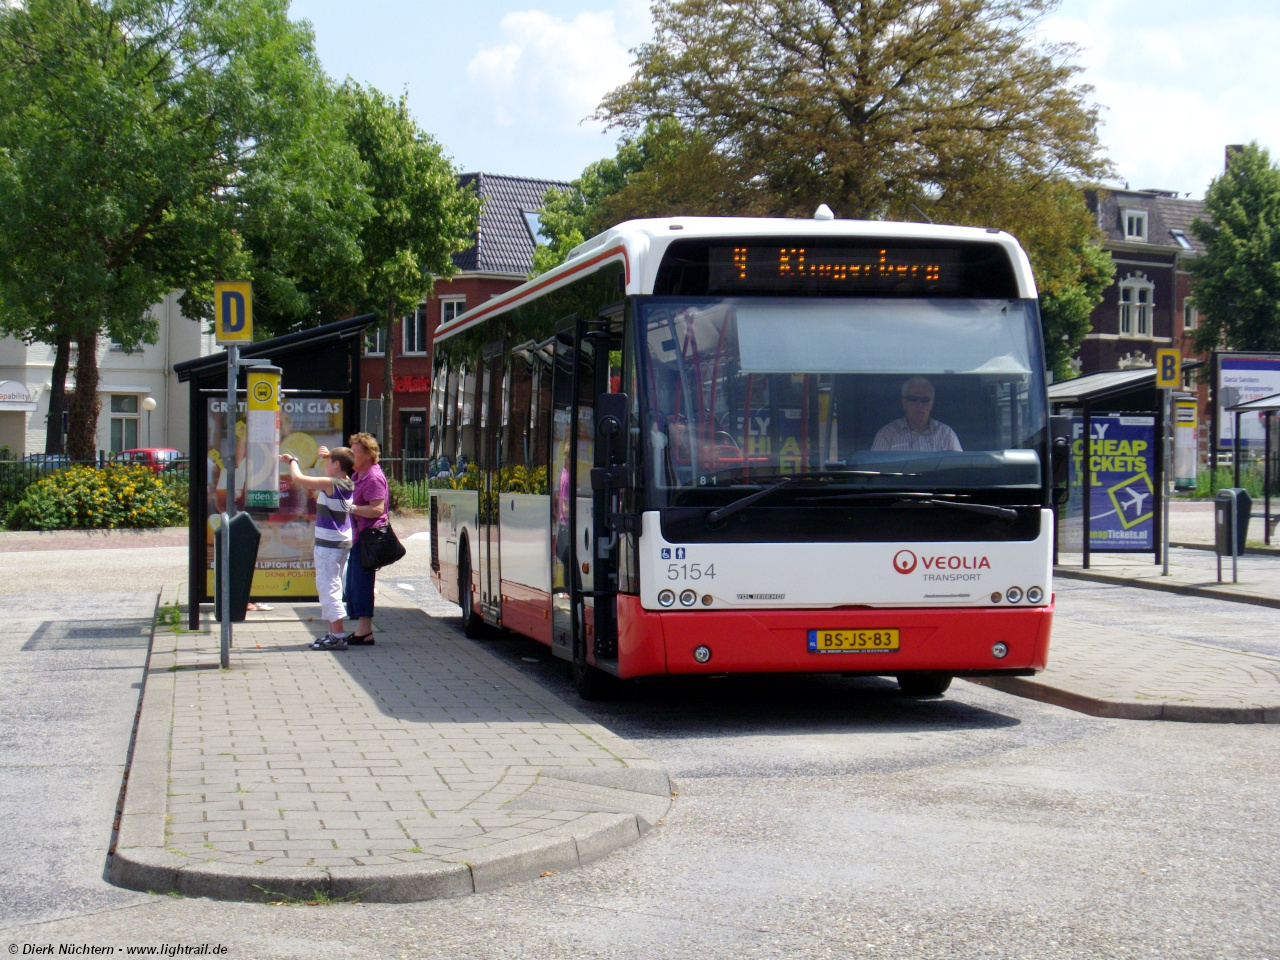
[
  {"x1": 404, "y1": 306, "x2": 428, "y2": 355},
  {"x1": 365, "y1": 325, "x2": 385, "y2": 356},
  {"x1": 441, "y1": 299, "x2": 466, "y2": 325},
  {"x1": 109, "y1": 394, "x2": 139, "y2": 453},
  {"x1": 1170, "y1": 229, "x2": 1194, "y2": 250},
  {"x1": 1119, "y1": 275, "x2": 1154, "y2": 336},
  {"x1": 1123, "y1": 208, "x2": 1148, "y2": 242},
  {"x1": 1182, "y1": 368, "x2": 1195, "y2": 389},
  {"x1": 522, "y1": 210, "x2": 547, "y2": 246},
  {"x1": 1183, "y1": 300, "x2": 1198, "y2": 331}
]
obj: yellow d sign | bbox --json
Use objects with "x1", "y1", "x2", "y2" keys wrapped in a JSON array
[
  {"x1": 214, "y1": 281, "x2": 253, "y2": 344},
  {"x1": 1155, "y1": 348, "x2": 1181, "y2": 388}
]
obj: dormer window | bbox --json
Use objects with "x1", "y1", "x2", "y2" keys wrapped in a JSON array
[{"x1": 1123, "y1": 208, "x2": 1148, "y2": 242}]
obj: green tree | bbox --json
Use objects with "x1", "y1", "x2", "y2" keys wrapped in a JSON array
[
  {"x1": 336, "y1": 82, "x2": 481, "y2": 450},
  {"x1": 596, "y1": 0, "x2": 1109, "y2": 220},
  {"x1": 0, "y1": 0, "x2": 367, "y2": 457},
  {"x1": 1190, "y1": 142, "x2": 1280, "y2": 353}
]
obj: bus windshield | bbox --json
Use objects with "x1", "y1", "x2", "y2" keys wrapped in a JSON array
[{"x1": 638, "y1": 297, "x2": 1047, "y2": 503}]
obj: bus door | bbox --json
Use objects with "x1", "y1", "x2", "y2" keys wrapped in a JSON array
[
  {"x1": 549, "y1": 312, "x2": 623, "y2": 669},
  {"x1": 478, "y1": 342, "x2": 503, "y2": 625}
]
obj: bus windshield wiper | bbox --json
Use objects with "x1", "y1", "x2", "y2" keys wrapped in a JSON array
[
  {"x1": 706, "y1": 477, "x2": 793, "y2": 525},
  {"x1": 798, "y1": 491, "x2": 1020, "y2": 522}
]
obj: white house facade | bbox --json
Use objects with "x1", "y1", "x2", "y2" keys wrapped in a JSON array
[{"x1": 0, "y1": 291, "x2": 214, "y2": 457}]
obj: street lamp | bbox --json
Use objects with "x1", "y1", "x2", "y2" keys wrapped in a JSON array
[{"x1": 141, "y1": 395, "x2": 156, "y2": 447}]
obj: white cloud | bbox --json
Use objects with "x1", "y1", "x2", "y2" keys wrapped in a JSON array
[
  {"x1": 1041, "y1": 0, "x2": 1280, "y2": 197},
  {"x1": 466, "y1": 5, "x2": 641, "y2": 131}
]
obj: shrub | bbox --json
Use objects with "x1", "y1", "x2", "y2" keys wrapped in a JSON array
[
  {"x1": 1187, "y1": 465, "x2": 1268, "y2": 500},
  {"x1": 8, "y1": 464, "x2": 187, "y2": 530}
]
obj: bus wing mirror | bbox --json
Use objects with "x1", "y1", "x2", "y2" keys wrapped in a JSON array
[
  {"x1": 1050, "y1": 415, "x2": 1071, "y2": 506},
  {"x1": 597, "y1": 393, "x2": 629, "y2": 468}
]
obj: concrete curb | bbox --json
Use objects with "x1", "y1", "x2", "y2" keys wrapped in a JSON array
[
  {"x1": 107, "y1": 583, "x2": 673, "y2": 903},
  {"x1": 1054, "y1": 567, "x2": 1280, "y2": 611},
  {"x1": 1170, "y1": 540, "x2": 1280, "y2": 558},
  {"x1": 971, "y1": 676, "x2": 1280, "y2": 724}
]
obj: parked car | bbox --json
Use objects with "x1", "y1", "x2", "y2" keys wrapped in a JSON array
[
  {"x1": 19, "y1": 453, "x2": 70, "y2": 471},
  {"x1": 114, "y1": 448, "x2": 182, "y2": 472}
]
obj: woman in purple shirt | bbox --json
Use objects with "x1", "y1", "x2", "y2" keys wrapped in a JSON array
[{"x1": 344, "y1": 432, "x2": 389, "y2": 645}]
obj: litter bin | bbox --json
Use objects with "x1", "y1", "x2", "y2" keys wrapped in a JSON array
[
  {"x1": 1215, "y1": 488, "x2": 1251, "y2": 584},
  {"x1": 213, "y1": 511, "x2": 262, "y2": 622},
  {"x1": 1215, "y1": 488, "x2": 1252, "y2": 557}
]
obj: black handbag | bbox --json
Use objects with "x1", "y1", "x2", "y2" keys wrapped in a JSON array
[{"x1": 359, "y1": 522, "x2": 406, "y2": 571}]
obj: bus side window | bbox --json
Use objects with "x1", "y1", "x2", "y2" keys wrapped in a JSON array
[{"x1": 507, "y1": 355, "x2": 534, "y2": 474}]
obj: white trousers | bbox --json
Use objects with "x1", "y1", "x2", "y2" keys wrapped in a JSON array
[{"x1": 314, "y1": 545, "x2": 350, "y2": 626}]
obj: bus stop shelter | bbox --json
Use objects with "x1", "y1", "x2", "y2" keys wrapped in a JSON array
[
  {"x1": 1048, "y1": 363, "x2": 1203, "y2": 569},
  {"x1": 1224, "y1": 390, "x2": 1280, "y2": 545},
  {"x1": 174, "y1": 314, "x2": 377, "y2": 627}
]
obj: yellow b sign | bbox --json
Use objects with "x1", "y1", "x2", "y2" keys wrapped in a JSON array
[
  {"x1": 214, "y1": 281, "x2": 253, "y2": 344},
  {"x1": 1155, "y1": 349, "x2": 1181, "y2": 388}
]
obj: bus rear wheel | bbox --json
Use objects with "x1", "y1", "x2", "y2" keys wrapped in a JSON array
[
  {"x1": 457, "y1": 555, "x2": 486, "y2": 639},
  {"x1": 896, "y1": 672, "x2": 953, "y2": 697}
]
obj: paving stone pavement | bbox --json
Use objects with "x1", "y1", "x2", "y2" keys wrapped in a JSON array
[
  {"x1": 975, "y1": 614, "x2": 1280, "y2": 723},
  {"x1": 109, "y1": 583, "x2": 671, "y2": 902},
  {"x1": 1055, "y1": 545, "x2": 1280, "y2": 609}
]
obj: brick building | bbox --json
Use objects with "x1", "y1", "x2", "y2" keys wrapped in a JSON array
[
  {"x1": 358, "y1": 172, "x2": 569, "y2": 474},
  {"x1": 1080, "y1": 186, "x2": 1206, "y2": 382}
]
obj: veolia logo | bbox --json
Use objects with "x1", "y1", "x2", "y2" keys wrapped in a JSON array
[{"x1": 893, "y1": 550, "x2": 917, "y2": 574}]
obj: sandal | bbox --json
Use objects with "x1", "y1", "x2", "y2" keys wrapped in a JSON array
[{"x1": 347, "y1": 633, "x2": 375, "y2": 646}]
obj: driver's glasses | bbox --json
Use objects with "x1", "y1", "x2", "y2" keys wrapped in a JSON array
[{"x1": 903, "y1": 395, "x2": 933, "y2": 404}]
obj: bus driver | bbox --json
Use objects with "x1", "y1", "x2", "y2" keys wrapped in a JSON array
[{"x1": 872, "y1": 376, "x2": 962, "y2": 452}]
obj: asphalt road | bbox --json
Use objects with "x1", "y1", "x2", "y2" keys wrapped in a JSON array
[{"x1": 2, "y1": 536, "x2": 1276, "y2": 959}]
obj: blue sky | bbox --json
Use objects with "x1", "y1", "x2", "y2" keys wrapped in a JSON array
[{"x1": 289, "y1": 0, "x2": 1280, "y2": 199}]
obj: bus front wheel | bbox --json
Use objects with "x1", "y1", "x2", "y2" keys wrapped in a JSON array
[
  {"x1": 896, "y1": 672, "x2": 952, "y2": 697},
  {"x1": 572, "y1": 661, "x2": 620, "y2": 701}
]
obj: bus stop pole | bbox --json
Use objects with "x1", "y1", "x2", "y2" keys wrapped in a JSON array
[
  {"x1": 1162, "y1": 387, "x2": 1171, "y2": 576},
  {"x1": 1266, "y1": 411, "x2": 1273, "y2": 546},
  {"x1": 1233, "y1": 411, "x2": 1241, "y2": 491},
  {"x1": 221, "y1": 343, "x2": 238, "y2": 670},
  {"x1": 1082, "y1": 403, "x2": 1092, "y2": 570}
]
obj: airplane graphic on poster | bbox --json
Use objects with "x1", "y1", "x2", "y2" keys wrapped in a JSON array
[{"x1": 1107, "y1": 473, "x2": 1155, "y2": 529}]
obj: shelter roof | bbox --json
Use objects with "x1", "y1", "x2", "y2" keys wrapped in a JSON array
[
  {"x1": 174, "y1": 313, "x2": 377, "y2": 383},
  {"x1": 1226, "y1": 391, "x2": 1280, "y2": 412},
  {"x1": 1047, "y1": 361, "x2": 1205, "y2": 407}
]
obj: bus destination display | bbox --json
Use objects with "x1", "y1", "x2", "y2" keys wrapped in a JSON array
[{"x1": 710, "y1": 245, "x2": 962, "y2": 293}]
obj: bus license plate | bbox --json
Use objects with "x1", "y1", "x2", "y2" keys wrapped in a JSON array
[{"x1": 808, "y1": 629, "x2": 900, "y2": 653}]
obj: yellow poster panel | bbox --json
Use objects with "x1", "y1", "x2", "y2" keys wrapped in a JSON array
[
  {"x1": 206, "y1": 567, "x2": 317, "y2": 598},
  {"x1": 206, "y1": 395, "x2": 345, "y2": 599}
]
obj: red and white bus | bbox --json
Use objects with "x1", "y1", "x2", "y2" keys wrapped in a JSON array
[{"x1": 429, "y1": 215, "x2": 1058, "y2": 699}]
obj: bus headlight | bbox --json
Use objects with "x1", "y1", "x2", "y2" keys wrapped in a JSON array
[
  {"x1": 693, "y1": 645, "x2": 712, "y2": 663},
  {"x1": 992, "y1": 642, "x2": 1009, "y2": 659},
  {"x1": 679, "y1": 589, "x2": 698, "y2": 607},
  {"x1": 658, "y1": 589, "x2": 676, "y2": 607},
  {"x1": 1026, "y1": 585, "x2": 1044, "y2": 604},
  {"x1": 1005, "y1": 586, "x2": 1023, "y2": 603}
]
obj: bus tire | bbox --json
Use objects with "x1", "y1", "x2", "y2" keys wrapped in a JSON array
[
  {"x1": 572, "y1": 660, "x2": 620, "y2": 701},
  {"x1": 457, "y1": 552, "x2": 486, "y2": 639},
  {"x1": 896, "y1": 672, "x2": 952, "y2": 697}
]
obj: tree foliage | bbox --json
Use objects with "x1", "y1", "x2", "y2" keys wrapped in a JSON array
[
  {"x1": 596, "y1": 0, "x2": 1109, "y2": 220},
  {"x1": 0, "y1": 0, "x2": 367, "y2": 457},
  {"x1": 536, "y1": 0, "x2": 1116, "y2": 378},
  {"x1": 1190, "y1": 142, "x2": 1280, "y2": 353},
  {"x1": 336, "y1": 82, "x2": 481, "y2": 447}
]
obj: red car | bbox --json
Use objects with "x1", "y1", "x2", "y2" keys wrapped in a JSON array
[{"x1": 115, "y1": 448, "x2": 182, "y2": 472}]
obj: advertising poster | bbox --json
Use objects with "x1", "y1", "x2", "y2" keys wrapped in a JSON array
[
  {"x1": 1218, "y1": 354, "x2": 1280, "y2": 448},
  {"x1": 1058, "y1": 414, "x2": 1156, "y2": 553},
  {"x1": 206, "y1": 396, "x2": 345, "y2": 598}
]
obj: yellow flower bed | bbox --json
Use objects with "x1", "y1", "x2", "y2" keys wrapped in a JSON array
[{"x1": 8, "y1": 464, "x2": 187, "y2": 530}]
